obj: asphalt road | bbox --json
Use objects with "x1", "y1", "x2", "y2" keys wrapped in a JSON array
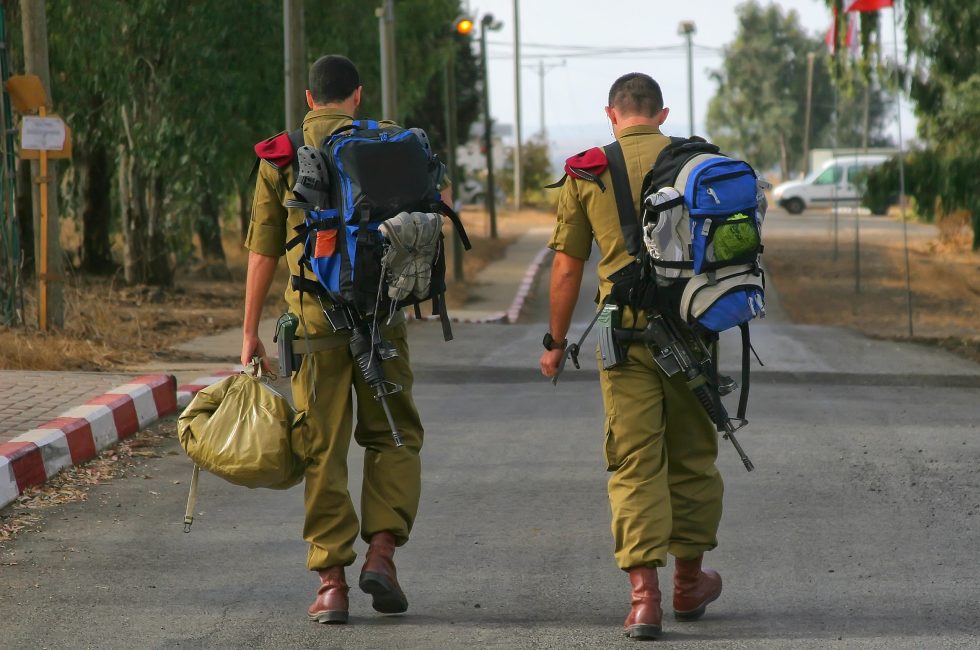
[{"x1": 2, "y1": 223, "x2": 979, "y2": 649}]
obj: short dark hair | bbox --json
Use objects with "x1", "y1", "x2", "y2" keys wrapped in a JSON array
[
  {"x1": 309, "y1": 55, "x2": 360, "y2": 104},
  {"x1": 607, "y1": 73, "x2": 664, "y2": 117}
]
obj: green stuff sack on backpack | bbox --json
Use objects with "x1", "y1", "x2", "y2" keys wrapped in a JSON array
[{"x1": 177, "y1": 369, "x2": 304, "y2": 491}]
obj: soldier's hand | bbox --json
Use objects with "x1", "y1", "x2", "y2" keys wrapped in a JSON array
[
  {"x1": 540, "y1": 349, "x2": 565, "y2": 378},
  {"x1": 241, "y1": 335, "x2": 271, "y2": 375}
]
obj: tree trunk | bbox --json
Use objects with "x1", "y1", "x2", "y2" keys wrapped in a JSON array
[
  {"x1": 196, "y1": 189, "x2": 232, "y2": 280},
  {"x1": 80, "y1": 145, "x2": 115, "y2": 274},
  {"x1": 15, "y1": 159, "x2": 34, "y2": 276},
  {"x1": 778, "y1": 134, "x2": 789, "y2": 181},
  {"x1": 144, "y1": 174, "x2": 173, "y2": 286},
  {"x1": 238, "y1": 187, "x2": 250, "y2": 242},
  {"x1": 119, "y1": 144, "x2": 146, "y2": 285},
  {"x1": 197, "y1": 189, "x2": 227, "y2": 262}
]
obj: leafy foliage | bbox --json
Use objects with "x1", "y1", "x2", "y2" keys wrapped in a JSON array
[
  {"x1": 845, "y1": 1, "x2": 980, "y2": 248},
  {"x1": 706, "y1": 1, "x2": 892, "y2": 179},
  {"x1": 499, "y1": 137, "x2": 554, "y2": 208},
  {"x1": 20, "y1": 0, "x2": 479, "y2": 284}
]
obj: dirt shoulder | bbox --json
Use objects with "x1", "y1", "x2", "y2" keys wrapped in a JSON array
[
  {"x1": 1, "y1": 207, "x2": 549, "y2": 372},
  {"x1": 764, "y1": 208, "x2": 979, "y2": 364}
]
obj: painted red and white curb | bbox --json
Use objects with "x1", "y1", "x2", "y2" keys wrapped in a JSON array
[
  {"x1": 0, "y1": 374, "x2": 177, "y2": 510},
  {"x1": 505, "y1": 246, "x2": 552, "y2": 324},
  {"x1": 176, "y1": 369, "x2": 240, "y2": 409},
  {"x1": 409, "y1": 245, "x2": 553, "y2": 326}
]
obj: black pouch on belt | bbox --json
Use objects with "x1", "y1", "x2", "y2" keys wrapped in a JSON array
[{"x1": 274, "y1": 313, "x2": 301, "y2": 377}]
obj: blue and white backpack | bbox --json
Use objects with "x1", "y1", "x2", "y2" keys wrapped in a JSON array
[
  {"x1": 639, "y1": 136, "x2": 769, "y2": 334},
  {"x1": 627, "y1": 136, "x2": 770, "y2": 419}
]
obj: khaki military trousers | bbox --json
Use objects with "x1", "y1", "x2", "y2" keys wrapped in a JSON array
[
  {"x1": 290, "y1": 322, "x2": 423, "y2": 571},
  {"x1": 599, "y1": 341, "x2": 724, "y2": 570}
]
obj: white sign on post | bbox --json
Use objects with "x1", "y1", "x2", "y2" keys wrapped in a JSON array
[{"x1": 21, "y1": 116, "x2": 66, "y2": 151}]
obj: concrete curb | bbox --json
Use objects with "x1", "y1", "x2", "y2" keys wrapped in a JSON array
[
  {"x1": 505, "y1": 246, "x2": 552, "y2": 324},
  {"x1": 0, "y1": 374, "x2": 177, "y2": 510},
  {"x1": 176, "y1": 370, "x2": 240, "y2": 409},
  {"x1": 410, "y1": 245, "x2": 553, "y2": 326}
]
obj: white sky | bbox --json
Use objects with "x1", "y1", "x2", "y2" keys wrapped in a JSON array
[{"x1": 465, "y1": 0, "x2": 914, "y2": 158}]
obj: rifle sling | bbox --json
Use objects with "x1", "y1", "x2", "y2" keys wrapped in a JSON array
[{"x1": 737, "y1": 322, "x2": 751, "y2": 421}]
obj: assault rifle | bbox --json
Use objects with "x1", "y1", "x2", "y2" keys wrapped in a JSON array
[
  {"x1": 617, "y1": 312, "x2": 754, "y2": 472},
  {"x1": 346, "y1": 310, "x2": 405, "y2": 448}
]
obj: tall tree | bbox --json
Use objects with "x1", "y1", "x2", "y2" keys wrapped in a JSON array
[
  {"x1": 827, "y1": 0, "x2": 980, "y2": 247},
  {"x1": 706, "y1": 1, "x2": 891, "y2": 179},
  {"x1": 47, "y1": 2, "x2": 119, "y2": 274},
  {"x1": 29, "y1": 0, "x2": 481, "y2": 288}
]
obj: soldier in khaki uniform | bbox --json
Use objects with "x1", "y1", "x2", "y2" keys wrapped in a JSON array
[
  {"x1": 539, "y1": 73, "x2": 724, "y2": 640},
  {"x1": 242, "y1": 55, "x2": 447, "y2": 624}
]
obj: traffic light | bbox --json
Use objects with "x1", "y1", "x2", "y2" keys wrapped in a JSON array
[{"x1": 454, "y1": 17, "x2": 474, "y2": 35}]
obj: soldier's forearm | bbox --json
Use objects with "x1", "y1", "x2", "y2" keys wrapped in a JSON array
[
  {"x1": 549, "y1": 251, "x2": 585, "y2": 341},
  {"x1": 243, "y1": 251, "x2": 278, "y2": 336}
]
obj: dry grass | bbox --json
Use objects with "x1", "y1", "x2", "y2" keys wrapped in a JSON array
[
  {"x1": 766, "y1": 214, "x2": 980, "y2": 363},
  {"x1": 1, "y1": 234, "x2": 286, "y2": 372}
]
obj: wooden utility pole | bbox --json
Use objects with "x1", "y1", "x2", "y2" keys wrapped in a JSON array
[
  {"x1": 21, "y1": 0, "x2": 62, "y2": 329},
  {"x1": 376, "y1": 0, "x2": 398, "y2": 121},
  {"x1": 283, "y1": 0, "x2": 306, "y2": 131},
  {"x1": 512, "y1": 0, "x2": 522, "y2": 211},
  {"x1": 802, "y1": 52, "x2": 816, "y2": 176}
]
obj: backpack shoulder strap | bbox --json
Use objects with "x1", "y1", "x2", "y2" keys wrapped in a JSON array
[
  {"x1": 435, "y1": 200, "x2": 472, "y2": 250},
  {"x1": 602, "y1": 140, "x2": 642, "y2": 257}
]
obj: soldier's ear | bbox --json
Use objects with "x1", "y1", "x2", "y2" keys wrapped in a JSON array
[
  {"x1": 658, "y1": 107, "x2": 669, "y2": 126},
  {"x1": 605, "y1": 105, "x2": 618, "y2": 125},
  {"x1": 353, "y1": 86, "x2": 363, "y2": 108},
  {"x1": 306, "y1": 90, "x2": 315, "y2": 110}
]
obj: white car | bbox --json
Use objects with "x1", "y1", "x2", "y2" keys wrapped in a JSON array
[{"x1": 773, "y1": 155, "x2": 889, "y2": 214}]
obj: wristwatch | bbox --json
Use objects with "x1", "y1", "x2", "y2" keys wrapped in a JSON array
[{"x1": 542, "y1": 332, "x2": 567, "y2": 351}]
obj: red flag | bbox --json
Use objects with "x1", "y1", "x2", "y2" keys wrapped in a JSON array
[
  {"x1": 825, "y1": 6, "x2": 838, "y2": 53},
  {"x1": 846, "y1": 0, "x2": 893, "y2": 11}
]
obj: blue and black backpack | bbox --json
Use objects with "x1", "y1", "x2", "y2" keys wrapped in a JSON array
[{"x1": 283, "y1": 120, "x2": 471, "y2": 340}]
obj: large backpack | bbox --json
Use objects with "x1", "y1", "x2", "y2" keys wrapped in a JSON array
[
  {"x1": 602, "y1": 135, "x2": 769, "y2": 421},
  {"x1": 638, "y1": 136, "x2": 768, "y2": 333},
  {"x1": 284, "y1": 119, "x2": 471, "y2": 339}
]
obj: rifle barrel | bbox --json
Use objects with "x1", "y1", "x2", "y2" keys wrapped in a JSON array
[
  {"x1": 722, "y1": 420, "x2": 754, "y2": 472},
  {"x1": 378, "y1": 390, "x2": 404, "y2": 447}
]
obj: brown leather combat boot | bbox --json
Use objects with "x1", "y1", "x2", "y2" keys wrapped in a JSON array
[
  {"x1": 623, "y1": 566, "x2": 663, "y2": 640},
  {"x1": 307, "y1": 566, "x2": 349, "y2": 624},
  {"x1": 673, "y1": 555, "x2": 722, "y2": 621},
  {"x1": 359, "y1": 531, "x2": 408, "y2": 614}
]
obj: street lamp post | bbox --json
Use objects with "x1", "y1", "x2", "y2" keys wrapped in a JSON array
[
  {"x1": 678, "y1": 20, "x2": 696, "y2": 136},
  {"x1": 480, "y1": 14, "x2": 502, "y2": 239},
  {"x1": 447, "y1": 18, "x2": 474, "y2": 282}
]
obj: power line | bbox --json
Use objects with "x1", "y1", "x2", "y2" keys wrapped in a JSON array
[
  {"x1": 489, "y1": 50, "x2": 721, "y2": 61},
  {"x1": 488, "y1": 39, "x2": 722, "y2": 53}
]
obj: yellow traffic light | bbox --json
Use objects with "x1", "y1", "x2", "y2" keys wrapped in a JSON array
[{"x1": 455, "y1": 18, "x2": 474, "y2": 35}]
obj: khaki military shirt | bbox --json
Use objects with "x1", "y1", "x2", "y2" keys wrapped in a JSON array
[
  {"x1": 246, "y1": 108, "x2": 444, "y2": 340},
  {"x1": 549, "y1": 124, "x2": 671, "y2": 304}
]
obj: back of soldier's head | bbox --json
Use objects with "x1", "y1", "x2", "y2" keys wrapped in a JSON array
[
  {"x1": 608, "y1": 73, "x2": 664, "y2": 117},
  {"x1": 309, "y1": 55, "x2": 361, "y2": 104}
]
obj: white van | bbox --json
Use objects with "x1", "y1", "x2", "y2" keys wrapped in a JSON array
[{"x1": 773, "y1": 155, "x2": 889, "y2": 214}]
